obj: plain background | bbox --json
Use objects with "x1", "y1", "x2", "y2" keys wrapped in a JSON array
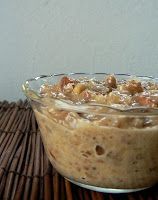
[{"x1": 0, "y1": 0, "x2": 158, "y2": 101}]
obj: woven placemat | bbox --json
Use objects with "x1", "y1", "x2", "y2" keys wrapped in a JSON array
[{"x1": 0, "y1": 100, "x2": 157, "y2": 200}]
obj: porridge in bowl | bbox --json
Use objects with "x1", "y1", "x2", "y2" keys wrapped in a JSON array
[{"x1": 23, "y1": 73, "x2": 158, "y2": 192}]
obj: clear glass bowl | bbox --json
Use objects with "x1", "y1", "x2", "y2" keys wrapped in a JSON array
[{"x1": 22, "y1": 73, "x2": 158, "y2": 193}]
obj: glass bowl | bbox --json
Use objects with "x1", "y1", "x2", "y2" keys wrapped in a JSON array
[{"x1": 22, "y1": 73, "x2": 158, "y2": 193}]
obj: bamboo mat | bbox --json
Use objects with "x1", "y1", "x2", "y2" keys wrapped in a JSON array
[{"x1": 0, "y1": 100, "x2": 157, "y2": 200}]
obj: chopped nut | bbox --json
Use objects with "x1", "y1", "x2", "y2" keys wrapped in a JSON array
[
  {"x1": 63, "y1": 83, "x2": 74, "y2": 93},
  {"x1": 125, "y1": 80, "x2": 143, "y2": 95},
  {"x1": 94, "y1": 94, "x2": 107, "y2": 104},
  {"x1": 73, "y1": 83, "x2": 87, "y2": 94},
  {"x1": 107, "y1": 92, "x2": 121, "y2": 104},
  {"x1": 81, "y1": 91, "x2": 91, "y2": 102},
  {"x1": 60, "y1": 76, "x2": 74, "y2": 90},
  {"x1": 134, "y1": 96, "x2": 158, "y2": 107},
  {"x1": 106, "y1": 75, "x2": 117, "y2": 88}
]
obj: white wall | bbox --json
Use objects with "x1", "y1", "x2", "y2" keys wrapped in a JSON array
[{"x1": 0, "y1": 0, "x2": 158, "y2": 101}]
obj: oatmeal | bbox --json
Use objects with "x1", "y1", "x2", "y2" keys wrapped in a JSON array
[{"x1": 24, "y1": 74, "x2": 158, "y2": 189}]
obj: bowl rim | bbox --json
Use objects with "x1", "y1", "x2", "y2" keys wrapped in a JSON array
[{"x1": 24, "y1": 72, "x2": 158, "y2": 82}]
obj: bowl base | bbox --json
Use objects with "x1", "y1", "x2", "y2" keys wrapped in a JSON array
[{"x1": 66, "y1": 178, "x2": 149, "y2": 193}]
